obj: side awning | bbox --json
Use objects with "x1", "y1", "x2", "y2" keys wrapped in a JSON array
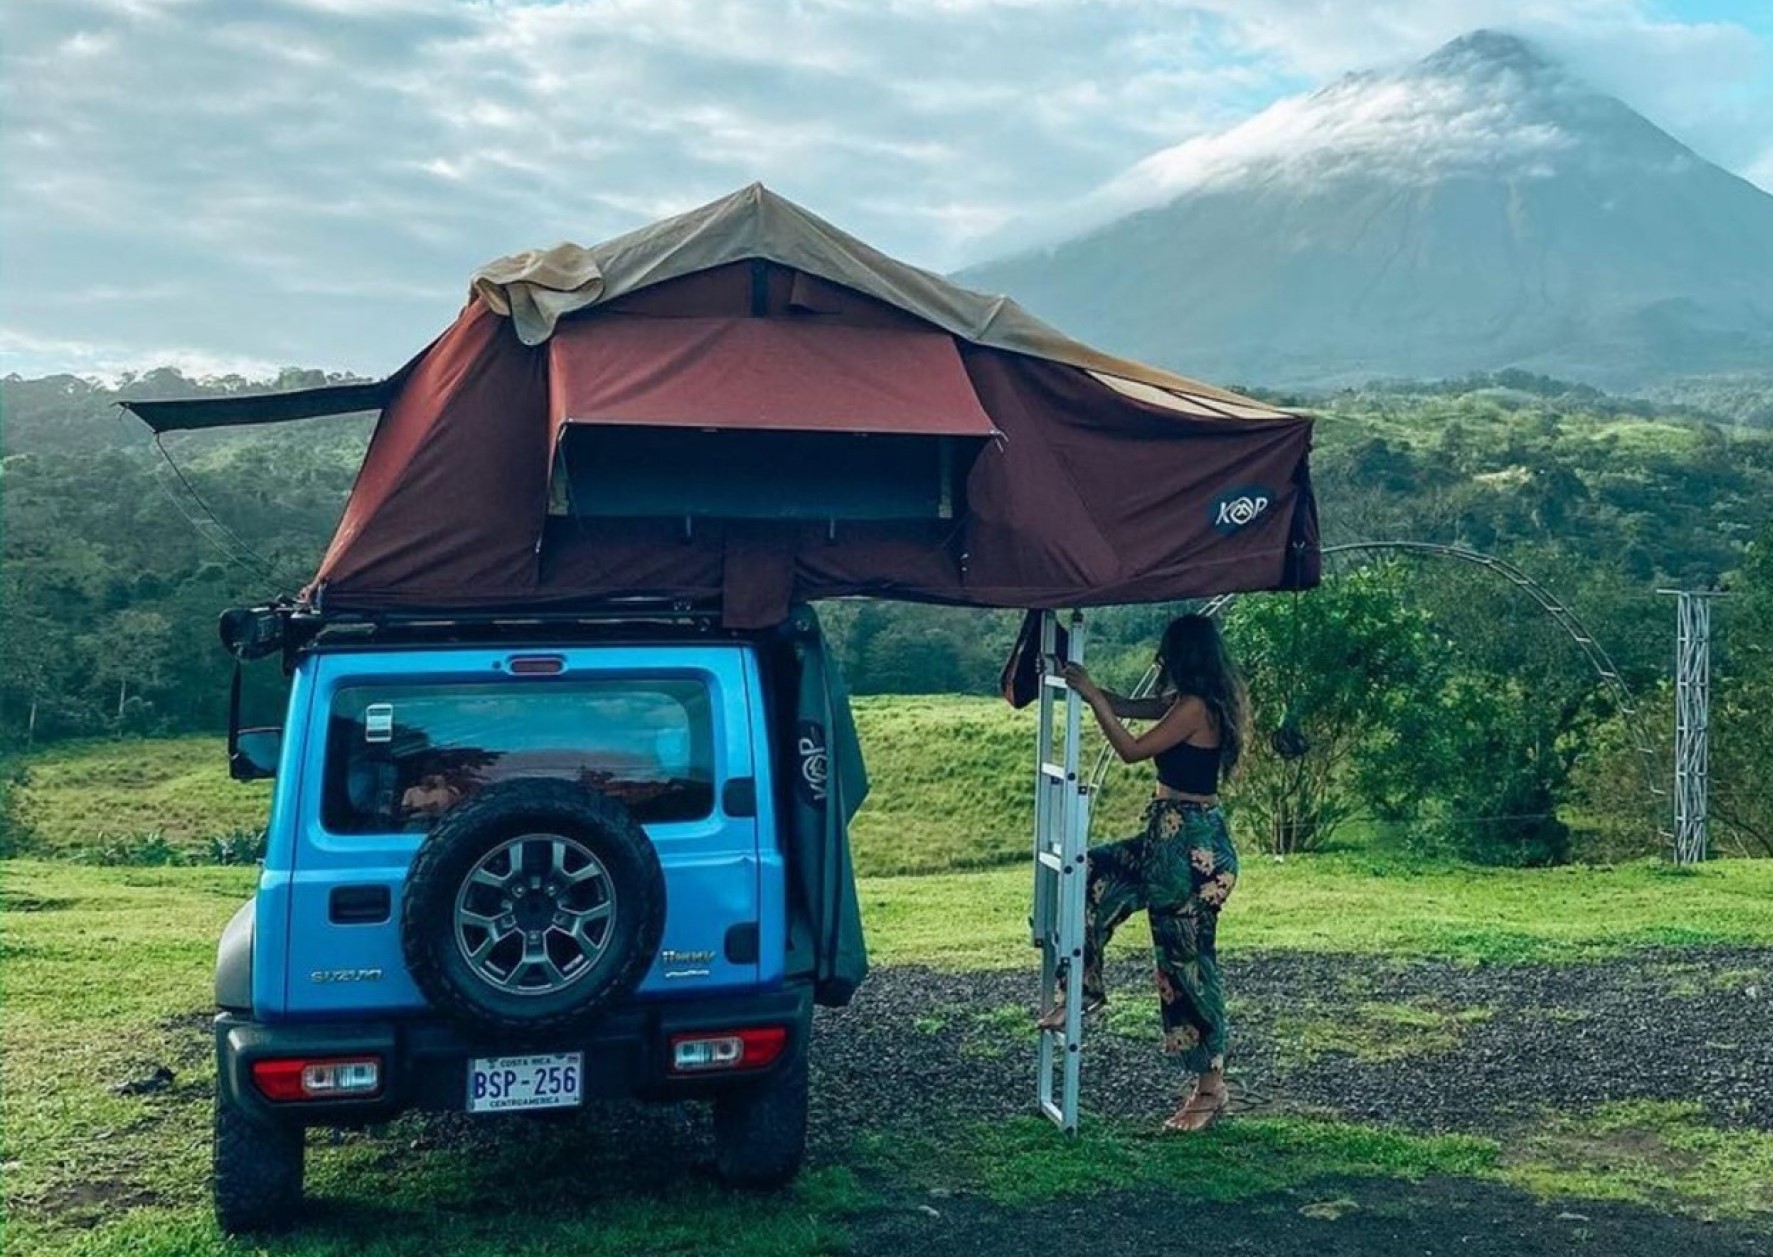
[{"x1": 120, "y1": 379, "x2": 396, "y2": 433}]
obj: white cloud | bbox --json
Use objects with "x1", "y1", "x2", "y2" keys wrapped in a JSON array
[
  {"x1": 0, "y1": 0, "x2": 1768, "y2": 377},
  {"x1": 0, "y1": 326, "x2": 283, "y2": 385}
]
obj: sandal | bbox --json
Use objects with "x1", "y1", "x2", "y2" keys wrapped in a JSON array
[
  {"x1": 1162, "y1": 1082, "x2": 1230, "y2": 1133},
  {"x1": 1034, "y1": 990, "x2": 1106, "y2": 1032}
]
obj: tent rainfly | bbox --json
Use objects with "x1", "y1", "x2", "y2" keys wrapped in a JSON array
[{"x1": 125, "y1": 184, "x2": 1320, "y2": 628}]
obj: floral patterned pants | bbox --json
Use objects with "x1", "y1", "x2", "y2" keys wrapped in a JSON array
[{"x1": 1081, "y1": 798, "x2": 1238, "y2": 1073}]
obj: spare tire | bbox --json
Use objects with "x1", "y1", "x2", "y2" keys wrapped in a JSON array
[{"x1": 401, "y1": 778, "x2": 665, "y2": 1038}]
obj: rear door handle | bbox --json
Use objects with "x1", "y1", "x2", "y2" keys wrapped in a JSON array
[{"x1": 722, "y1": 777, "x2": 757, "y2": 818}]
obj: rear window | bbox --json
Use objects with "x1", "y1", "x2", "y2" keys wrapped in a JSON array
[{"x1": 322, "y1": 678, "x2": 715, "y2": 833}]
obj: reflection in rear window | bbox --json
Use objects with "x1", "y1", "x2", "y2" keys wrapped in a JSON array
[{"x1": 323, "y1": 679, "x2": 714, "y2": 833}]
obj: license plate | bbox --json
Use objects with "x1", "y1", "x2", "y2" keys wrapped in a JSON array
[{"x1": 466, "y1": 1052, "x2": 583, "y2": 1114}]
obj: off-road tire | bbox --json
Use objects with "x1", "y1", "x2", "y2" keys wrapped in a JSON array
[
  {"x1": 402, "y1": 778, "x2": 665, "y2": 1038},
  {"x1": 213, "y1": 1087, "x2": 303, "y2": 1234},
  {"x1": 712, "y1": 1045, "x2": 810, "y2": 1190}
]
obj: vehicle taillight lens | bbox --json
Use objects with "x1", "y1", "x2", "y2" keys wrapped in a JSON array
[
  {"x1": 508, "y1": 655, "x2": 566, "y2": 675},
  {"x1": 251, "y1": 1056, "x2": 382, "y2": 1101},
  {"x1": 668, "y1": 1027, "x2": 788, "y2": 1074}
]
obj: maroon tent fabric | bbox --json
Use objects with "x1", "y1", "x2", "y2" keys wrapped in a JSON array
[
  {"x1": 548, "y1": 315, "x2": 999, "y2": 437},
  {"x1": 300, "y1": 254, "x2": 1317, "y2": 628}
]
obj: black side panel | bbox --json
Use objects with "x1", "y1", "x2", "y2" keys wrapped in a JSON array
[
  {"x1": 216, "y1": 899, "x2": 255, "y2": 1012},
  {"x1": 123, "y1": 381, "x2": 391, "y2": 432}
]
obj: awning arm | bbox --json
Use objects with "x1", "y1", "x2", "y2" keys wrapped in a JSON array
[
  {"x1": 120, "y1": 335, "x2": 440, "y2": 433},
  {"x1": 120, "y1": 379, "x2": 394, "y2": 433}
]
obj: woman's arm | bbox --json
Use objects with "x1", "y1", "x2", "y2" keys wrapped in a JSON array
[
  {"x1": 1103, "y1": 691, "x2": 1173, "y2": 721},
  {"x1": 1063, "y1": 665, "x2": 1201, "y2": 764}
]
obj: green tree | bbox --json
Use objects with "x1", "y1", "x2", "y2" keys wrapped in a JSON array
[
  {"x1": 1713, "y1": 524, "x2": 1773, "y2": 855},
  {"x1": 82, "y1": 609, "x2": 173, "y2": 733},
  {"x1": 1222, "y1": 564, "x2": 1439, "y2": 855}
]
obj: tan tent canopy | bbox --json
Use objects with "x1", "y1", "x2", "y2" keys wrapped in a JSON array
[{"x1": 471, "y1": 182, "x2": 1292, "y2": 422}]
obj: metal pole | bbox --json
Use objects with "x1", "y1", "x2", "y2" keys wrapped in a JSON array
[{"x1": 1663, "y1": 590, "x2": 1722, "y2": 865}]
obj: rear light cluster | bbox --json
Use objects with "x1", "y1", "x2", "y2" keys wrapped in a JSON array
[
  {"x1": 252, "y1": 1056, "x2": 382, "y2": 1102},
  {"x1": 668, "y1": 1027, "x2": 787, "y2": 1074},
  {"x1": 507, "y1": 654, "x2": 566, "y2": 675}
]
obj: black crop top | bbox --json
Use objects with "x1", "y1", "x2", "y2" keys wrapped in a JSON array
[{"x1": 1154, "y1": 740, "x2": 1220, "y2": 795}]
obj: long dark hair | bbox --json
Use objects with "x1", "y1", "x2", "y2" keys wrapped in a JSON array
[{"x1": 1159, "y1": 614, "x2": 1249, "y2": 773}]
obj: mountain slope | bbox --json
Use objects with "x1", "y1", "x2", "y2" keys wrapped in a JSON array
[{"x1": 962, "y1": 31, "x2": 1773, "y2": 389}]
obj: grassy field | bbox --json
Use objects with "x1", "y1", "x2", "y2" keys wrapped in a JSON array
[
  {"x1": 5, "y1": 858, "x2": 1773, "y2": 1254},
  {"x1": 7, "y1": 717, "x2": 1773, "y2": 1253},
  {"x1": 9, "y1": 737, "x2": 272, "y2": 857}
]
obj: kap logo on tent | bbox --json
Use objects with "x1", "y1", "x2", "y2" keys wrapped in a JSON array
[{"x1": 1211, "y1": 486, "x2": 1273, "y2": 534}]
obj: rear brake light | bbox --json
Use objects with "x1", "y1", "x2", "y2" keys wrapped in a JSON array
[
  {"x1": 668, "y1": 1027, "x2": 788, "y2": 1074},
  {"x1": 508, "y1": 655, "x2": 566, "y2": 675},
  {"x1": 251, "y1": 1056, "x2": 382, "y2": 1102}
]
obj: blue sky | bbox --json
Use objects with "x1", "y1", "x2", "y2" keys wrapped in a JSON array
[{"x1": 3, "y1": 0, "x2": 1769, "y2": 381}]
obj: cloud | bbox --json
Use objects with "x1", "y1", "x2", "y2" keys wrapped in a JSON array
[
  {"x1": 1, "y1": 0, "x2": 1768, "y2": 377},
  {"x1": 0, "y1": 326, "x2": 283, "y2": 385}
]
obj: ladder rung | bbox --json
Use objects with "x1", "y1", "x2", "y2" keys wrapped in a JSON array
[
  {"x1": 1037, "y1": 850, "x2": 1064, "y2": 871},
  {"x1": 1040, "y1": 763, "x2": 1068, "y2": 781},
  {"x1": 1042, "y1": 674, "x2": 1071, "y2": 690}
]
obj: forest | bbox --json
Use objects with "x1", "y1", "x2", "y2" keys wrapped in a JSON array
[{"x1": 5, "y1": 366, "x2": 1773, "y2": 864}]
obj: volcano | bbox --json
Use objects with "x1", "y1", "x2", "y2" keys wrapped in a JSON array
[{"x1": 960, "y1": 30, "x2": 1773, "y2": 389}]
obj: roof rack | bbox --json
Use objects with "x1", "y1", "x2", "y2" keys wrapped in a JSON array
[{"x1": 219, "y1": 599, "x2": 739, "y2": 668}]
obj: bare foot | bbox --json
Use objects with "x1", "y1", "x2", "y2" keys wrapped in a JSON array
[{"x1": 1162, "y1": 1081, "x2": 1229, "y2": 1133}]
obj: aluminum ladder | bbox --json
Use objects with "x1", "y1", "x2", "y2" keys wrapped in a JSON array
[{"x1": 1030, "y1": 610, "x2": 1092, "y2": 1132}]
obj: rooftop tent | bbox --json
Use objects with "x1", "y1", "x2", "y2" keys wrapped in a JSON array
[{"x1": 124, "y1": 183, "x2": 1320, "y2": 628}]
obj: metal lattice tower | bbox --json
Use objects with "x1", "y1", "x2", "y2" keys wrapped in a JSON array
[{"x1": 1663, "y1": 590, "x2": 1724, "y2": 865}]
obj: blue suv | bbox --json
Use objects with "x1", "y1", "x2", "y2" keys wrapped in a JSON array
[{"x1": 211, "y1": 608, "x2": 864, "y2": 1233}]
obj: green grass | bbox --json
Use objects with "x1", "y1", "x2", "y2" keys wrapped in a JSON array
[
  {"x1": 7, "y1": 859, "x2": 1773, "y2": 1253},
  {"x1": 1270, "y1": 1000, "x2": 1494, "y2": 1066},
  {"x1": 861, "y1": 855, "x2": 1773, "y2": 970},
  {"x1": 861, "y1": 1105, "x2": 1773, "y2": 1223},
  {"x1": 1507, "y1": 1101, "x2": 1773, "y2": 1221},
  {"x1": 12, "y1": 737, "x2": 270, "y2": 857},
  {"x1": 871, "y1": 1115, "x2": 1501, "y2": 1208},
  {"x1": 844, "y1": 696, "x2": 1152, "y2": 876}
]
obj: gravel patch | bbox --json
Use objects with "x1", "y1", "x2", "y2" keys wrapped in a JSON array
[{"x1": 810, "y1": 946, "x2": 1773, "y2": 1139}]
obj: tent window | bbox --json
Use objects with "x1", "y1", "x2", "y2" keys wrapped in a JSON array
[{"x1": 556, "y1": 426, "x2": 977, "y2": 522}]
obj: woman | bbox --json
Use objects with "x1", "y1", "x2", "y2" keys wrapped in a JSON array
[{"x1": 1038, "y1": 614, "x2": 1247, "y2": 1133}]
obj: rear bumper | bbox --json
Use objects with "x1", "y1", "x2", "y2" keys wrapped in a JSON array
[{"x1": 216, "y1": 985, "x2": 812, "y2": 1128}]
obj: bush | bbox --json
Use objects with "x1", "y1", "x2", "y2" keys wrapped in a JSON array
[
  {"x1": 0, "y1": 761, "x2": 38, "y2": 857},
  {"x1": 206, "y1": 827, "x2": 267, "y2": 866},
  {"x1": 77, "y1": 831, "x2": 185, "y2": 866},
  {"x1": 75, "y1": 826, "x2": 267, "y2": 867}
]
